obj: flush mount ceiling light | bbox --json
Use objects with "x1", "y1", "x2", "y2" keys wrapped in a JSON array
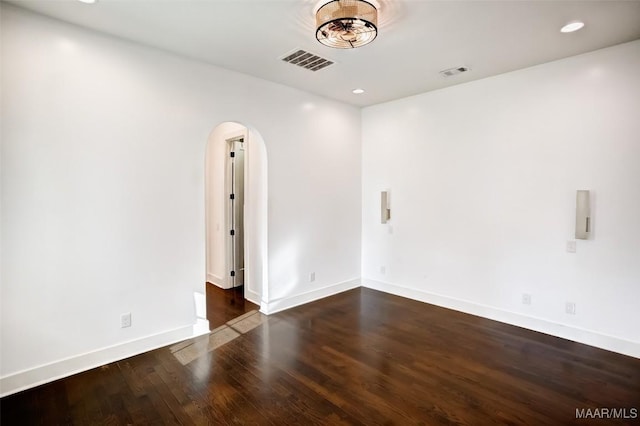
[
  {"x1": 561, "y1": 21, "x2": 585, "y2": 33},
  {"x1": 352, "y1": 88, "x2": 365, "y2": 94},
  {"x1": 316, "y1": 0, "x2": 378, "y2": 49}
]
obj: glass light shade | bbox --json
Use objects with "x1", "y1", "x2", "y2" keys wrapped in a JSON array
[{"x1": 316, "y1": 0, "x2": 378, "y2": 49}]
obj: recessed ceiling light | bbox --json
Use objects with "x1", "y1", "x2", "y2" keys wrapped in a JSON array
[
  {"x1": 77, "y1": 0, "x2": 97, "y2": 4},
  {"x1": 352, "y1": 88, "x2": 365, "y2": 94},
  {"x1": 561, "y1": 21, "x2": 585, "y2": 33}
]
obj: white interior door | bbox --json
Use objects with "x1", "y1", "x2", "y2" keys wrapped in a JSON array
[{"x1": 228, "y1": 139, "x2": 245, "y2": 288}]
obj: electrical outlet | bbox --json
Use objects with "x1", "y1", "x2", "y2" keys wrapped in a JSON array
[
  {"x1": 565, "y1": 302, "x2": 576, "y2": 315},
  {"x1": 380, "y1": 266, "x2": 386, "y2": 275},
  {"x1": 566, "y1": 241, "x2": 577, "y2": 253},
  {"x1": 121, "y1": 312, "x2": 132, "y2": 328},
  {"x1": 309, "y1": 272, "x2": 315, "y2": 282},
  {"x1": 522, "y1": 293, "x2": 532, "y2": 305}
]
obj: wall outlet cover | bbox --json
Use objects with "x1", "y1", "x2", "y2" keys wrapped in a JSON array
[
  {"x1": 565, "y1": 302, "x2": 576, "y2": 315},
  {"x1": 121, "y1": 313, "x2": 132, "y2": 328}
]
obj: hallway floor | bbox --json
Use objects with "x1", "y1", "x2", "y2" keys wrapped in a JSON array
[{"x1": 205, "y1": 282, "x2": 259, "y2": 330}]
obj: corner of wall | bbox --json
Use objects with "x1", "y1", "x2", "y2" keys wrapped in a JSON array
[{"x1": 260, "y1": 278, "x2": 361, "y2": 315}]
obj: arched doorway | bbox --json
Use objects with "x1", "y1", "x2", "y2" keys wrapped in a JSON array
[{"x1": 204, "y1": 122, "x2": 268, "y2": 327}]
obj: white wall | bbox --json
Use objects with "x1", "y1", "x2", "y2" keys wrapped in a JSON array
[
  {"x1": 0, "y1": 4, "x2": 361, "y2": 395},
  {"x1": 362, "y1": 40, "x2": 640, "y2": 357}
]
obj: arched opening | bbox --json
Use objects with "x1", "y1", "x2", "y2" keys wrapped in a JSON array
[{"x1": 204, "y1": 122, "x2": 268, "y2": 328}]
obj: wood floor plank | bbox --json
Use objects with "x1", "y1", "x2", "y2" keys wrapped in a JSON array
[{"x1": 2, "y1": 288, "x2": 639, "y2": 425}]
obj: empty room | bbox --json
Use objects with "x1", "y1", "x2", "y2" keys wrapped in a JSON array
[{"x1": 1, "y1": 0, "x2": 639, "y2": 424}]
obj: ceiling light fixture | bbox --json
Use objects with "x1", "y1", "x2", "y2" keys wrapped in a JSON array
[
  {"x1": 77, "y1": 0, "x2": 97, "y2": 3},
  {"x1": 560, "y1": 21, "x2": 585, "y2": 33},
  {"x1": 352, "y1": 88, "x2": 365, "y2": 94},
  {"x1": 316, "y1": 0, "x2": 378, "y2": 49}
]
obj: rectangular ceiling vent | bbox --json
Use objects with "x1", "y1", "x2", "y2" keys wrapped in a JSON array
[
  {"x1": 439, "y1": 66, "x2": 470, "y2": 78},
  {"x1": 281, "y1": 49, "x2": 334, "y2": 72}
]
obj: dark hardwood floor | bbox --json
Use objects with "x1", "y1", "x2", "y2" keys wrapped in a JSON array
[
  {"x1": 2, "y1": 287, "x2": 639, "y2": 425},
  {"x1": 206, "y1": 282, "x2": 259, "y2": 330}
]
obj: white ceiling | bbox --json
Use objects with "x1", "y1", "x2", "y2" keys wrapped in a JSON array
[{"x1": 6, "y1": 0, "x2": 640, "y2": 107}]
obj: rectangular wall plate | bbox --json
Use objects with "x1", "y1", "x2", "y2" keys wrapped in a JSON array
[
  {"x1": 575, "y1": 190, "x2": 591, "y2": 240},
  {"x1": 381, "y1": 191, "x2": 391, "y2": 224}
]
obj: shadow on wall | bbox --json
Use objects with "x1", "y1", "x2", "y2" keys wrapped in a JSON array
[{"x1": 205, "y1": 121, "x2": 268, "y2": 308}]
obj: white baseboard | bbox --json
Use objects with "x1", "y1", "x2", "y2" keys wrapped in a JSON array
[
  {"x1": 261, "y1": 278, "x2": 361, "y2": 315},
  {"x1": 362, "y1": 278, "x2": 639, "y2": 359},
  {"x1": 0, "y1": 322, "x2": 207, "y2": 398},
  {"x1": 192, "y1": 318, "x2": 211, "y2": 337},
  {"x1": 206, "y1": 273, "x2": 228, "y2": 288},
  {"x1": 245, "y1": 288, "x2": 261, "y2": 306}
]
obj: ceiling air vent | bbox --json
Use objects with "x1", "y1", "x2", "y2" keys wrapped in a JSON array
[
  {"x1": 440, "y1": 66, "x2": 470, "y2": 77},
  {"x1": 281, "y1": 49, "x2": 334, "y2": 72}
]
